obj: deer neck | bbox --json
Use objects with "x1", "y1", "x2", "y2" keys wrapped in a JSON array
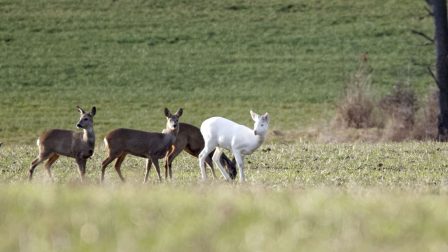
[
  {"x1": 257, "y1": 133, "x2": 265, "y2": 144},
  {"x1": 248, "y1": 131, "x2": 266, "y2": 151},
  {"x1": 254, "y1": 134, "x2": 265, "y2": 147},
  {"x1": 82, "y1": 127, "x2": 95, "y2": 148},
  {"x1": 163, "y1": 126, "x2": 179, "y2": 145}
]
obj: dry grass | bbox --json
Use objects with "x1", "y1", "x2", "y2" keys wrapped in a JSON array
[
  {"x1": 412, "y1": 88, "x2": 439, "y2": 140},
  {"x1": 326, "y1": 58, "x2": 439, "y2": 143},
  {"x1": 333, "y1": 59, "x2": 377, "y2": 129},
  {"x1": 318, "y1": 127, "x2": 383, "y2": 143},
  {"x1": 380, "y1": 82, "x2": 419, "y2": 141}
]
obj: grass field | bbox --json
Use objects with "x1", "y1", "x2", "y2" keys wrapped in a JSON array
[
  {"x1": 1, "y1": 142, "x2": 448, "y2": 251},
  {"x1": 0, "y1": 0, "x2": 434, "y2": 143},
  {"x1": 1, "y1": 0, "x2": 447, "y2": 251}
]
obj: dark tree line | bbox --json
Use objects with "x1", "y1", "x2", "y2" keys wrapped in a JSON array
[{"x1": 430, "y1": 0, "x2": 448, "y2": 140}]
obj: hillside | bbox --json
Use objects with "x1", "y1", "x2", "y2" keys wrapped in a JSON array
[{"x1": 0, "y1": 0, "x2": 433, "y2": 143}]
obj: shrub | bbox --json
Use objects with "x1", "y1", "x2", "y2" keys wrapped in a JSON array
[
  {"x1": 334, "y1": 59, "x2": 377, "y2": 129},
  {"x1": 379, "y1": 82, "x2": 419, "y2": 141},
  {"x1": 412, "y1": 87, "x2": 439, "y2": 140}
]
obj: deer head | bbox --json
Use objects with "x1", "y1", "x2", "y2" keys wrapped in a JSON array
[
  {"x1": 76, "y1": 106, "x2": 96, "y2": 130},
  {"x1": 250, "y1": 110, "x2": 269, "y2": 136},
  {"x1": 164, "y1": 108, "x2": 183, "y2": 131}
]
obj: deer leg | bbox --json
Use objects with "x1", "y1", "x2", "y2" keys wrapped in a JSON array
[
  {"x1": 233, "y1": 151, "x2": 245, "y2": 183},
  {"x1": 75, "y1": 158, "x2": 87, "y2": 182},
  {"x1": 144, "y1": 158, "x2": 153, "y2": 183},
  {"x1": 164, "y1": 145, "x2": 174, "y2": 179},
  {"x1": 44, "y1": 154, "x2": 59, "y2": 182},
  {"x1": 29, "y1": 152, "x2": 51, "y2": 181},
  {"x1": 167, "y1": 157, "x2": 172, "y2": 179},
  {"x1": 164, "y1": 156, "x2": 169, "y2": 180},
  {"x1": 151, "y1": 157, "x2": 162, "y2": 182},
  {"x1": 198, "y1": 144, "x2": 215, "y2": 180},
  {"x1": 114, "y1": 153, "x2": 127, "y2": 182},
  {"x1": 221, "y1": 154, "x2": 237, "y2": 180},
  {"x1": 168, "y1": 145, "x2": 177, "y2": 179},
  {"x1": 212, "y1": 148, "x2": 230, "y2": 181},
  {"x1": 166, "y1": 145, "x2": 182, "y2": 180},
  {"x1": 101, "y1": 153, "x2": 119, "y2": 182},
  {"x1": 205, "y1": 153, "x2": 217, "y2": 179}
]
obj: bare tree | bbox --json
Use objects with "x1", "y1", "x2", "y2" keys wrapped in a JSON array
[{"x1": 431, "y1": 0, "x2": 448, "y2": 140}]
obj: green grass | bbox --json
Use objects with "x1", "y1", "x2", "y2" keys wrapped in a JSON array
[
  {"x1": 1, "y1": 142, "x2": 448, "y2": 251},
  {"x1": 0, "y1": 0, "x2": 434, "y2": 143},
  {"x1": 2, "y1": 185, "x2": 448, "y2": 252},
  {"x1": 1, "y1": 1, "x2": 446, "y2": 251},
  {"x1": 3, "y1": 141, "x2": 448, "y2": 188}
]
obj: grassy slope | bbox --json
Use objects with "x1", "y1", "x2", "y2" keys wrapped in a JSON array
[
  {"x1": 0, "y1": 1, "x2": 445, "y2": 251},
  {"x1": 1, "y1": 142, "x2": 448, "y2": 251},
  {"x1": 0, "y1": 0, "x2": 433, "y2": 143}
]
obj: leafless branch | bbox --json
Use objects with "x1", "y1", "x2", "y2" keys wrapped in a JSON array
[
  {"x1": 411, "y1": 29, "x2": 434, "y2": 43},
  {"x1": 425, "y1": 6, "x2": 434, "y2": 16},
  {"x1": 417, "y1": 6, "x2": 433, "y2": 20},
  {"x1": 427, "y1": 65, "x2": 439, "y2": 86}
]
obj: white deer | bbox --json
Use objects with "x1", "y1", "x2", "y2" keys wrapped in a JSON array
[{"x1": 198, "y1": 110, "x2": 269, "y2": 182}]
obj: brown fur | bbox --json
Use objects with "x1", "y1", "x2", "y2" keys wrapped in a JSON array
[
  {"x1": 165, "y1": 123, "x2": 237, "y2": 179},
  {"x1": 29, "y1": 106, "x2": 96, "y2": 182},
  {"x1": 101, "y1": 108, "x2": 182, "y2": 183}
]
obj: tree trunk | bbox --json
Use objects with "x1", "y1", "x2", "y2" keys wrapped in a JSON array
[{"x1": 433, "y1": 0, "x2": 448, "y2": 140}]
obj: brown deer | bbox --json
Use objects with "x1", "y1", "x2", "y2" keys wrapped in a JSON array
[
  {"x1": 29, "y1": 106, "x2": 96, "y2": 182},
  {"x1": 101, "y1": 108, "x2": 183, "y2": 183},
  {"x1": 165, "y1": 122, "x2": 237, "y2": 180}
]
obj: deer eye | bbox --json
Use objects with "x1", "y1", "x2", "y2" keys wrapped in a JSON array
[{"x1": 84, "y1": 118, "x2": 88, "y2": 121}]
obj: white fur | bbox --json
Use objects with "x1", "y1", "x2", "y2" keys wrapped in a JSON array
[
  {"x1": 103, "y1": 138, "x2": 109, "y2": 150},
  {"x1": 198, "y1": 110, "x2": 269, "y2": 182}
]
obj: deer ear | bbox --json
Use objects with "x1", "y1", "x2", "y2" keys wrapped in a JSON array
[
  {"x1": 250, "y1": 110, "x2": 259, "y2": 121},
  {"x1": 90, "y1": 107, "x2": 96, "y2": 116},
  {"x1": 164, "y1": 107, "x2": 171, "y2": 117},
  {"x1": 262, "y1": 112, "x2": 269, "y2": 122},
  {"x1": 175, "y1": 108, "x2": 183, "y2": 117},
  {"x1": 77, "y1": 106, "x2": 85, "y2": 114}
]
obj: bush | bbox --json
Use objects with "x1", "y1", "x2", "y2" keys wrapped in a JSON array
[
  {"x1": 412, "y1": 88, "x2": 439, "y2": 140},
  {"x1": 334, "y1": 59, "x2": 377, "y2": 129},
  {"x1": 329, "y1": 56, "x2": 440, "y2": 142},
  {"x1": 379, "y1": 82, "x2": 419, "y2": 141}
]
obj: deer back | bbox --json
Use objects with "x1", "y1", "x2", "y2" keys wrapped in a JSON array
[
  {"x1": 176, "y1": 123, "x2": 204, "y2": 155},
  {"x1": 105, "y1": 128, "x2": 174, "y2": 158},
  {"x1": 39, "y1": 129, "x2": 88, "y2": 158},
  {"x1": 202, "y1": 116, "x2": 249, "y2": 139},
  {"x1": 201, "y1": 117, "x2": 262, "y2": 153}
]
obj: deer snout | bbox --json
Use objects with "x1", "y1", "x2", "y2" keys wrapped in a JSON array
[
  {"x1": 254, "y1": 130, "x2": 258, "y2": 135},
  {"x1": 76, "y1": 123, "x2": 82, "y2": 128}
]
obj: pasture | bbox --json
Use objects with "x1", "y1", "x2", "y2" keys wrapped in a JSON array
[
  {"x1": 1, "y1": 0, "x2": 447, "y2": 251},
  {"x1": 1, "y1": 142, "x2": 448, "y2": 251},
  {"x1": 0, "y1": 0, "x2": 433, "y2": 143}
]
